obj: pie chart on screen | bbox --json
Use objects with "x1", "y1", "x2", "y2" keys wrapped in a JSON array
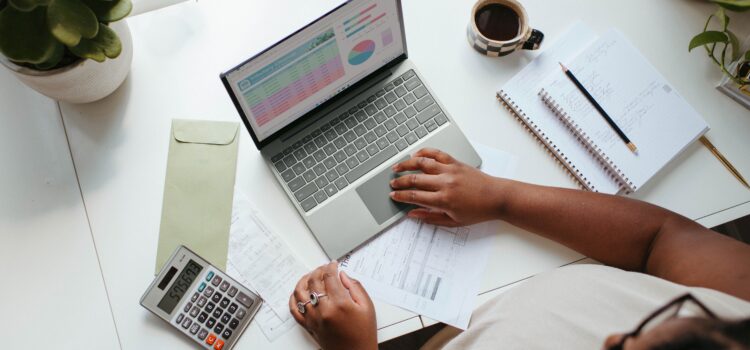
[{"x1": 348, "y1": 40, "x2": 376, "y2": 65}]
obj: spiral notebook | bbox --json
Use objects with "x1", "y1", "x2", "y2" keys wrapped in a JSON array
[{"x1": 497, "y1": 23, "x2": 708, "y2": 194}]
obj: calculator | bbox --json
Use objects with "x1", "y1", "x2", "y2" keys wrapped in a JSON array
[{"x1": 140, "y1": 245, "x2": 262, "y2": 350}]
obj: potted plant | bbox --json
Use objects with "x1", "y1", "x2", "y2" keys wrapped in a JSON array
[
  {"x1": 689, "y1": 0, "x2": 750, "y2": 108},
  {"x1": 0, "y1": 0, "x2": 133, "y2": 103}
]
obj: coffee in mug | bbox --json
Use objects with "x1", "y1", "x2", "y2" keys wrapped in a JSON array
[{"x1": 467, "y1": 0, "x2": 544, "y2": 57}]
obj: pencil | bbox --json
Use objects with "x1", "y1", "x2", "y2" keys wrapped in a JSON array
[
  {"x1": 559, "y1": 62, "x2": 638, "y2": 153},
  {"x1": 699, "y1": 136, "x2": 749, "y2": 189}
]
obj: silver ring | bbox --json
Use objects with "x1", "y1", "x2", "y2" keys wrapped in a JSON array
[
  {"x1": 296, "y1": 300, "x2": 311, "y2": 314},
  {"x1": 310, "y1": 291, "x2": 328, "y2": 307}
]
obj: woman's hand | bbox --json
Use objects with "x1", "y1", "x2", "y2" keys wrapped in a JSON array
[
  {"x1": 289, "y1": 262, "x2": 377, "y2": 350},
  {"x1": 390, "y1": 148, "x2": 505, "y2": 227}
]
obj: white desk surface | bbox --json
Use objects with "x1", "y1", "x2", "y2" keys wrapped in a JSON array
[
  {"x1": 4, "y1": 0, "x2": 749, "y2": 348},
  {"x1": 0, "y1": 68, "x2": 120, "y2": 348}
]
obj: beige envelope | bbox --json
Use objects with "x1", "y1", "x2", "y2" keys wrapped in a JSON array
[{"x1": 155, "y1": 119, "x2": 240, "y2": 274}]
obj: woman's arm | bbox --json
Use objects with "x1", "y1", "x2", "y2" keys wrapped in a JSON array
[{"x1": 390, "y1": 148, "x2": 750, "y2": 300}]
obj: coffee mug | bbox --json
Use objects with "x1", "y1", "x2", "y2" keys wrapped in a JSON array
[{"x1": 467, "y1": 0, "x2": 544, "y2": 57}]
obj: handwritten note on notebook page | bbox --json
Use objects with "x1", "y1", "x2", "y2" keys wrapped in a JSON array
[
  {"x1": 497, "y1": 22, "x2": 621, "y2": 194},
  {"x1": 541, "y1": 29, "x2": 708, "y2": 191}
]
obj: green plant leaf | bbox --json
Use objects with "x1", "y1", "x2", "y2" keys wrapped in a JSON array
[
  {"x1": 69, "y1": 23, "x2": 121, "y2": 62},
  {"x1": 688, "y1": 31, "x2": 728, "y2": 51},
  {"x1": 711, "y1": 0, "x2": 750, "y2": 11},
  {"x1": 33, "y1": 40, "x2": 65, "y2": 69},
  {"x1": 714, "y1": 7, "x2": 728, "y2": 29},
  {"x1": 726, "y1": 30, "x2": 741, "y2": 62},
  {"x1": 7, "y1": 0, "x2": 50, "y2": 11},
  {"x1": 83, "y1": 0, "x2": 131, "y2": 22},
  {"x1": 0, "y1": 6, "x2": 58, "y2": 64},
  {"x1": 47, "y1": 0, "x2": 99, "y2": 46}
]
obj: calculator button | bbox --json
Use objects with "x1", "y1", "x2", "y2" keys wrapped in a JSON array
[
  {"x1": 189, "y1": 323, "x2": 200, "y2": 335},
  {"x1": 228, "y1": 303, "x2": 238, "y2": 314},
  {"x1": 190, "y1": 306, "x2": 200, "y2": 318},
  {"x1": 206, "y1": 333, "x2": 217, "y2": 345},
  {"x1": 235, "y1": 308, "x2": 246, "y2": 320},
  {"x1": 212, "y1": 292, "x2": 223, "y2": 303},
  {"x1": 221, "y1": 329, "x2": 232, "y2": 339},
  {"x1": 198, "y1": 312, "x2": 208, "y2": 323},
  {"x1": 236, "y1": 292, "x2": 255, "y2": 308},
  {"x1": 198, "y1": 282, "x2": 207, "y2": 292},
  {"x1": 191, "y1": 292, "x2": 199, "y2": 302},
  {"x1": 205, "y1": 302, "x2": 215, "y2": 313},
  {"x1": 175, "y1": 313, "x2": 184, "y2": 324},
  {"x1": 212, "y1": 308, "x2": 223, "y2": 319},
  {"x1": 220, "y1": 297, "x2": 230, "y2": 309},
  {"x1": 206, "y1": 271, "x2": 215, "y2": 282},
  {"x1": 183, "y1": 302, "x2": 193, "y2": 313},
  {"x1": 204, "y1": 286, "x2": 214, "y2": 298},
  {"x1": 229, "y1": 318, "x2": 239, "y2": 330},
  {"x1": 197, "y1": 296, "x2": 207, "y2": 307},
  {"x1": 219, "y1": 281, "x2": 230, "y2": 292},
  {"x1": 211, "y1": 275, "x2": 222, "y2": 286},
  {"x1": 220, "y1": 312, "x2": 231, "y2": 324},
  {"x1": 214, "y1": 323, "x2": 224, "y2": 334},
  {"x1": 214, "y1": 339, "x2": 225, "y2": 350},
  {"x1": 206, "y1": 318, "x2": 216, "y2": 328},
  {"x1": 181, "y1": 318, "x2": 192, "y2": 329},
  {"x1": 197, "y1": 329, "x2": 209, "y2": 340},
  {"x1": 227, "y1": 286, "x2": 238, "y2": 297}
]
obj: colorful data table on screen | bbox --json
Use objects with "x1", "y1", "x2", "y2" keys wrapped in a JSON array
[{"x1": 238, "y1": 29, "x2": 345, "y2": 127}]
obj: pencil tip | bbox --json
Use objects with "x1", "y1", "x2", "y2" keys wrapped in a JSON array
[
  {"x1": 559, "y1": 62, "x2": 568, "y2": 72},
  {"x1": 627, "y1": 142, "x2": 638, "y2": 153}
]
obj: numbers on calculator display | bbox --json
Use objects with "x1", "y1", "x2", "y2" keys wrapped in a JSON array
[{"x1": 156, "y1": 260, "x2": 203, "y2": 314}]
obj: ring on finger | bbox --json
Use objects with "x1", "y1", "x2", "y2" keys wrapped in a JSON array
[
  {"x1": 310, "y1": 291, "x2": 328, "y2": 307},
  {"x1": 296, "y1": 299, "x2": 311, "y2": 314}
]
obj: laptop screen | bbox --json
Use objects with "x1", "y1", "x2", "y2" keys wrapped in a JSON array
[{"x1": 223, "y1": 0, "x2": 406, "y2": 145}]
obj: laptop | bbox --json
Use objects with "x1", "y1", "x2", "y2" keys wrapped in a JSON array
[{"x1": 221, "y1": 0, "x2": 480, "y2": 259}]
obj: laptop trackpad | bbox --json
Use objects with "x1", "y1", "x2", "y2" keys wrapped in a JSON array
[{"x1": 356, "y1": 158, "x2": 414, "y2": 225}]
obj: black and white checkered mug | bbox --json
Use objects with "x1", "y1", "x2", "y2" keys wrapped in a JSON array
[{"x1": 467, "y1": 0, "x2": 544, "y2": 57}]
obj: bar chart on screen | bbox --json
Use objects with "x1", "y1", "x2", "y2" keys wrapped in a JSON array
[
  {"x1": 238, "y1": 28, "x2": 346, "y2": 127},
  {"x1": 342, "y1": 2, "x2": 387, "y2": 40}
]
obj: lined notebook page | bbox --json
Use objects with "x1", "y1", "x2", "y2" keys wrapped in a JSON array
[
  {"x1": 497, "y1": 22, "x2": 621, "y2": 194},
  {"x1": 541, "y1": 30, "x2": 709, "y2": 191}
]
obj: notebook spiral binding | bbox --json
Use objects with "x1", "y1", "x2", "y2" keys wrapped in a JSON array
[
  {"x1": 496, "y1": 91, "x2": 592, "y2": 192},
  {"x1": 538, "y1": 89, "x2": 633, "y2": 192}
]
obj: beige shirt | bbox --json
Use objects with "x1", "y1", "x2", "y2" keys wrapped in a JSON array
[{"x1": 422, "y1": 264, "x2": 750, "y2": 350}]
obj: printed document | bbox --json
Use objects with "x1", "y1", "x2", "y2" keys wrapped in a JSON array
[
  {"x1": 226, "y1": 192, "x2": 306, "y2": 341},
  {"x1": 340, "y1": 142, "x2": 516, "y2": 329}
]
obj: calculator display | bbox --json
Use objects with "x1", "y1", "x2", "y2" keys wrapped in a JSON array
[{"x1": 157, "y1": 260, "x2": 203, "y2": 314}]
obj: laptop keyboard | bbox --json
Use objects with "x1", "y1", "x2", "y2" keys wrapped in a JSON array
[{"x1": 270, "y1": 69, "x2": 449, "y2": 212}]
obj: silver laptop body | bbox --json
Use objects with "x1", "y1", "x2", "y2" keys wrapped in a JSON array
[{"x1": 222, "y1": 0, "x2": 480, "y2": 259}]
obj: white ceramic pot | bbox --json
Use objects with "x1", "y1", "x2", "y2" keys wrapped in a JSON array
[{"x1": 0, "y1": 20, "x2": 133, "y2": 104}]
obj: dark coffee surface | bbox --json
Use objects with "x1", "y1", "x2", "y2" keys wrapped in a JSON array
[{"x1": 475, "y1": 3, "x2": 520, "y2": 41}]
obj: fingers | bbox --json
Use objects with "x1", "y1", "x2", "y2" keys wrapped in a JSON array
[
  {"x1": 393, "y1": 156, "x2": 446, "y2": 174},
  {"x1": 307, "y1": 261, "x2": 347, "y2": 299},
  {"x1": 290, "y1": 273, "x2": 310, "y2": 325},
  {"x1": 407, "y1": 208, "x2": 460, "y2": 227},
  {"x1": 389, "y1": 189, "x2": 443, "y2": 209},
  {"x1": 321, "y1": 262, "x2": 348, "y2": 299},
  {"x1": 414, "y1": 148, "x2": 457, "y2": 165},
  {"x1": 294, "y1": 273, "x2": 310, "y2": 303},
  {"x1": 340, "y1": 271, "x2": 372, "y2": 308},
  {"x1": 390, "y1": 173, "x2": 442, "y2": 191},
  {"x1": 289, "y1": 293, "x2": 305, "y2": 325}
]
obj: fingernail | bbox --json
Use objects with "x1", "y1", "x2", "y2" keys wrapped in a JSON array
[
  {"x1": 389, "y1": 191, "x2": 395, "y2": 198},
  {"x1": 392, "y1": 165, "x2": 399, "y2": 171}
]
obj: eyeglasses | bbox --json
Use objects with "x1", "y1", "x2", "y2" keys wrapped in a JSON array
[{"x1": 606, "y1": 293, "x2": 717, "y2": 350}]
